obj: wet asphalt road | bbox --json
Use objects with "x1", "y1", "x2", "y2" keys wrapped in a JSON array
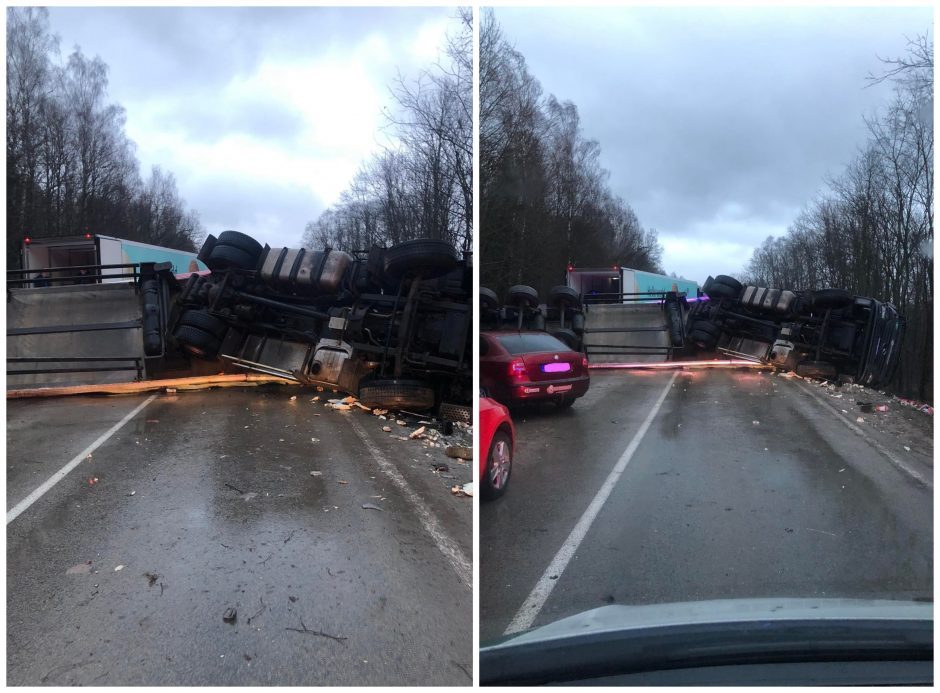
[
  {"x1": 480, "y1": 368, "x2": 933, "y2": 642},
  {"x1": 7, "y1": 388, "x2": 472, "y2": 686}
]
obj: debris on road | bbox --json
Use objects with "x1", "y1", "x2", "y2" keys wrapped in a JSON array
[
  {"x1": 752, "y1": 420, "x2": 760, "y2": 425},
  {"x1": 285, "y1": 618, "x2": 347, "y2": 644},
  {"x1": 114, "y1": 565, "x2": 124, "y2": 572},
  {"x1": 409, "y1": 426, "x2": 427, "y2": 439},
  {"x1": 309, "y1": 471, "x2": 322, "y2": 477},
  {"x1": 432, "y1": 463, "x2": 450, "y2": 473},
  {"x1": 856, "y1": 417, "x2": 865, "y2": 423},
  {"x1": 445, "y1": 445, "x2": 472, "y2": 460},
  {"x1": 451, "y1": 482, "x2": 474, "y2": 497},
  {"x1": 361, "y1": 503, "x2": 383, "y2": 511},
  {"x1": 66, "y1": 561, "x2": 93, "y2": 575},
  {"x1": 128, "y1": 491, "x2": 136, "y2": 496},
  {"x1": 875, "y1": 404, "x2": 889, "y2": 412},
  {"x1": 223, "y1": 607, "x2": 237, "y2": 624},
  {"x1": 382, "y1": 426, "x2": 392, "y2": 432},
  {"x1": 289, "y1": 395, "x2": 297, "y2": 401},
  {"x1": 373, "y1": 409, "x2": 388, "y2": 416}
]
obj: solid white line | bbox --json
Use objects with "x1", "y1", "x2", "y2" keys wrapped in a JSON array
[
  {"x1": 348, "y1": 416, "x2": 472, "y2": 590},
  {"x1": 7, "y1": 394, "x2": 159, "y2": 524},
  {"x1": 504, "y1": 371, "x2": 678, "y2": 635}
]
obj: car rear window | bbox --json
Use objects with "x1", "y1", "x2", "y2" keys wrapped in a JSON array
[{"x1": 495, "y1": 333, "x2": 569, "y2": 354}]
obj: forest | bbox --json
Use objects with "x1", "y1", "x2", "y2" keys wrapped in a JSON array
[
  {"x1": 302, "y1": 9, "x2": 472, "y2": 255},
  {"x1": 743, "y1": 35, "x2": 933, "y2": 400},
  {"x1": 6, "y1": 7, "x2": 204, "y2": 268}
]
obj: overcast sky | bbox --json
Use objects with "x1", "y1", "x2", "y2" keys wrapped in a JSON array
[
  {"x1": 47, "y1": 6, "x2": 456, "y2": 249},
  {"x1": 495, "y1": 6, "x2": 932, "y2": 284}
]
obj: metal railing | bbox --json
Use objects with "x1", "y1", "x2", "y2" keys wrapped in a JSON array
[{"x1": 6, "y1": 263, "x2": 141, "y2": 288}]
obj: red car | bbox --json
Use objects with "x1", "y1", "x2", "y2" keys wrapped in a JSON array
[
  {"x1": 480, "y1": 396, "x2": 514, "y2": 500},
  {"x1": 480, "y1": 330, "x2": 590, "y2": 408}
]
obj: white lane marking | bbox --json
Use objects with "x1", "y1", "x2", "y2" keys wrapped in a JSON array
[
  {"x1": 348, "y1": 416, "x2": 472, "y2": 589},
  {"x1": 793, "y1": 379, "x2": 931, "y2": 489},
  {"x1": 7, "y1": 394, "x2": 159, "y2": 524},
  {"x1": 504, "y1": 371, "x2": 678, "y2": 635}
]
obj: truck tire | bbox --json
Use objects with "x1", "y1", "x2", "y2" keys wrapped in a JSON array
[
  {"x1": 688, "y1": 320, "x2": 722, "y2": 350},
  {"x1": 480, "y1": 287, "x2": 499, "y2": 310},
  {"x1": 549, "y1": 285, "x2": 581, "y2": 308},
  {"x1": 507, "y1": 285, "x2": 539, "y2": 308},
  {"x1": 795, "y1": 360, "x2": 838, "y2": 379},
  {"x1": 571, "y1": 311, "x2": 586, "y2": 335},
  {"x1": 216, "y1": 230, "x2": 263, "y2": 259},
  {"x1": 713, "y1": 275, "x2": 743, "y2": 294},
  {"x1": 174, "y1": 324, "x2": 221, "y2": 359},
  {"x1": 811, "y1": 288, "x2": 853, "y2": 310},
  {"x1": 358, "y1": 378, "x2": 436, "y2": 410},
  {"x1": 384, "y1": 239, "x2": 458, "y2": 281},
  {"x1": 551, "y1": 327, "x2": 580, "y2": 351},
  {"x1": 705, "y1": 281, "x2": 738, "y2": 300},
  {"x1": 206, "y1": 244, "x2": 258, "y2": 271},
  {"x1": 179, "y1": 310, "x2": 229, "y2": 341}
]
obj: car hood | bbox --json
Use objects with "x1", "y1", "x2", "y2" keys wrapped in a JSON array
[
  {"x1": 481, "y1": 598, "x2": 933, "y2": 685},
  {"x1": 489, "y1": 598, "x2": 932, "y2": 646}
]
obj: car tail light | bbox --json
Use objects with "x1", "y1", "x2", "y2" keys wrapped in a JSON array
[
  {"x1": 582, "y1": 355, "x2": 589, "y2": 369},
  {"x1": 509, "y1": 358, "x2": 527, "y2": 380}
]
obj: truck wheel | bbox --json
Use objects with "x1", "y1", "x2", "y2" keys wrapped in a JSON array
[
  {"x1": 507, "y1": 285, "x2": 539, "y2": 308},
  {"x1": 688, "y1": 320, "x2": 721, "y2": 350},
  {"x1": 384, "y1": 239, "x2": 458, "y2": 281},
  {"x1": 811, "y1": 288, "x2": 853, "y2": 310},
  {"x1": 358, "y1": 378, "x2": 436, "y2": 410},
  {"x1": 704, "y1": 282, "x2": 738, "y2": 300},
  {"x1": 571, "y1": 311, "x2": 586, "y2": 335},
  {"x1": 179, "y1": 310, "x2": 229, "y2": 341},
  {"x1": 174, "y1": 324, "x2": 221, "y2": 359},
  {"x1": 483, "y1": 429, "x2": 512, "y2": 500},
  {"x1": 480, "y1": 287, "x2": 499, "y2": 310},
  {"x1": 216, "y1": 230, "x2": 263, "y2": 258},
  {"x1": 795, "y1": 360, "x2": 838, "y2": 379},
  {"x1": 206, "y1": 244, "x2": 258, "y2": 271},
  {"x1": 549, "y1": 285, "x2": 581, "y2": 308},
  {"x1": 713, "y1": 275, "x2": 743, "y2": 294},
  {"x1": 550, "y1": 327, "x2": 580, "y2": 351}
]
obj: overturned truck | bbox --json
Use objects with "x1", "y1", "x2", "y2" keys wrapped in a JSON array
[
  {"x1": 9, "y1": 231, "x2": 472, "y2": 415},
  {"x1": 686, "y1": 275, "x2": 905, "y2": 387}
]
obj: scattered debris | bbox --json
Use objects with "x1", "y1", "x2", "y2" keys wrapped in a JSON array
[
  {"x1": 144, "y1": 572, "x2": 160, "y2": 587},
  {"x1": 66, "y1": 561, "x2": 93, "y2": 575},
  {"x1": 382, "y1": 426, "x2": 392, "y2": 432},
  {"x1": 310, "y1": 437, "x2": 320, "y2": 443},
  {"x1": 337, "y1": 480, "x2": 348, "y2": 485},
  {"x1": 396, "y1": 420, "x2": 407, "y2": 426},
  {"x1": 310, "y1": 396, "x2": 320, "y2": 402},
  {"x1": 409, "y1": 426, "x2": 427, "y2": 439},
  {"x1": 165, "y1": 387, "x2": 177, "y2": 394},
  {"x1": 285, "y1": 618, "x2": 347, "y2": 644},
  {"x1": 128, "y1": 491, "x2": 136, "y2": 496},
  {"x1": 309, "y1": 471, "x2": 322, "y2": 477},
  {"x1": 875, "y1": 404, "x2": 889, "y2": 412},
  {"x1": 223, "y1": 607, "x2": 237, "y2": 624},
  {"x1": 224, "y1": 482, "x2": 245, "y2": 495},
  {"x1": 856, "y1": 417, "x2": 865, "y2": 423},
  {"x1": 289, "y1": 395, "x2": 297, "y2": 401},
  {"x1": 432, "y1": 463, "x2": 450, "y2": 473},
  {"x1": 752, "y1": 420, "x2": 760, "y2": 425},
  {"x1": 114, "y1": 565, "x2": 124, "y2": 572},
  {"x1": 247, "y1": 597, "x2": 266, "y2": 625},
  {"x1": 445, "y1": 445, "x2": 473, "y2": 461},
  {"x1": 838, "y1": 468, "x2": 846, "y2": 473},
  {"x1": 904, "y1": 445, "x2": 911, "y2": 452},
  {"x1": 242, "y1": 492, "x2": 258, "y2": 501},
  {"x1": 451, "y1": 483, "x2": 474, "y2": 497},
  {"x1": 373, "y1": 409, "x2": 388, "y2": 416},
  {"x1": 361, "y1": 503, "x2": 383, "y2": 511}
]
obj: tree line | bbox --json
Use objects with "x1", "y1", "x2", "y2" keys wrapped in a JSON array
[
  {"x1": 479, "y1": 10, "x2": 663, "y2": 299},
  {"x1": 6, "y1": 7, "x2": 204, "y2": 269},
  {"x1": 302, "y1": 9, "x2": 472, "y2": 254},
  {"x1": 743, "y1": 35, "x2": 933, "y2": 401}
]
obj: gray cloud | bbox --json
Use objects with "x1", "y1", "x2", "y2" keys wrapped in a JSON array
[{"x1": 495, "y1": 6, "x2": 931, "y2": 282}]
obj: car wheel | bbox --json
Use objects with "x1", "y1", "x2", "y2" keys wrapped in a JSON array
[
  {"x1": 795, "y1": 360, "x2": 838, "y2": 380},
  {"x1": 507, "y1": 284, "x2": 539, "y2": 308},
  {"x1": 548, "y1": 285, "x2": 581, "y2": 309},
  {"x1": 550, "y1": 327, "x2": 580, "y2": 351},
  {"x1": 480, "y1": 287, "x2": 499, "y2": 310},
  {"x1": 216, "y1": 230, "x2": 263, "y2": 258},
  {"x1": 483, "y1": 430, "x2": 512, "y2": 500},
  {"x1": 384, "y1": 239, "x2": 458, "y2": 282},
  {"x1": 811, "y1": 288, "x2": 853, "y2": 310},
  {"x1": 174, "y1": 324, "x2": 221, "y2": 359},
  {"x1": 358, "y1": 378, "x2": 436, "y2": 410},
  {"x1": 206, "y1": 244, "x2": 258, "y2": 271}
]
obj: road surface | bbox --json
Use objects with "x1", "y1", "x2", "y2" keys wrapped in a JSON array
[
  {"x1": 480, "y1": 368, "x2": 932, "y2": 641},
  {"x1": 7, "y1": 387, "x2": 472, "y2": 686}
]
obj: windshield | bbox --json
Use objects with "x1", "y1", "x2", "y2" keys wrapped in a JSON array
[{"x1": 477, "y1": 4, "x2": 934, "y2": 679}]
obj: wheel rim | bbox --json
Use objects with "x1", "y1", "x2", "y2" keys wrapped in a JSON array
[{"x1": 489, "y1": 440, "x2": 511, "y2": 489}]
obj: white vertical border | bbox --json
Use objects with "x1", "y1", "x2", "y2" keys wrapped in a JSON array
[{"x1": 471, "y1": 2, "x2": 481, "y2": 687}]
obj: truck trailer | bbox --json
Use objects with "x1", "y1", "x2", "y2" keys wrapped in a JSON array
[{"x1": 565, "y1": 266, "x2": 699, "y2": 303}]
